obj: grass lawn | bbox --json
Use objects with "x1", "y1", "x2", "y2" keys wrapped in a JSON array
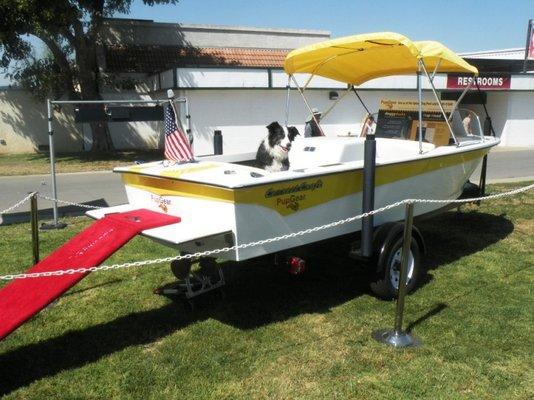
[
  {"x1": 0, "y1": 151, "x2": 163, "y2": 176},
  {"x1": 0, "y1": 183, "x2": 532, "y2": 399}
]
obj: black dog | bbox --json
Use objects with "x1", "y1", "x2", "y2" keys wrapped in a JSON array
[{"x1": 255, "y1": 122, "x2": 300, "y2": 172}]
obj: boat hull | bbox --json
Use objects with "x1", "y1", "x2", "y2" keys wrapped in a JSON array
[
  {"x1": 107, "y1": 143, "x2": 492, "y2": 261},
  {"x1": 233, "y1": 147, "x2": 487, "y2": 260}
]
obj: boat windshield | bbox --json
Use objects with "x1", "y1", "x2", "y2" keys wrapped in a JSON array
[{"x1": 450, "y1": 108, "x2": 484, "y2": 143}]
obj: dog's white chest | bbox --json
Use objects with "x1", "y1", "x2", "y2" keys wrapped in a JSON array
[{"x1": 265, "y1": 159, "x2": 284, "y2": 172}]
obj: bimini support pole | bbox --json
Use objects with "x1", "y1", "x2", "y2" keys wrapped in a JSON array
[
  {"x1": 351, "y1": 86, "x2": 375, "y2": 123},
  {"x1": 448, "y1": 78, "x2": 474, "y2": 122},
  {"x1": 290, "y1": 75, "x2": 326, "y2": 136},
  {"x1": 284, "y1": 75, "x2": 291, "y2": 127},
  {"x1": 420, "y1": 62, "x2": 459, "y2": 146},
  {"x1": 321, "y1": 85, "x2": 352, "y2": 120},
  {"x1": 417, "y1": 60, "x2": 423, "y2": 154}
]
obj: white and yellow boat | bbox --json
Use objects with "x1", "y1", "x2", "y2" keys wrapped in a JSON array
[{"x1": 87, "y1": 32, "x2": 499, "y2": 297}]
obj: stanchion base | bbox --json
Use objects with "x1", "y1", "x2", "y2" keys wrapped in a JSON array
[
  {"x1": 372, "y1": 329, "x2": 421, "y2": 348},
  {"x1": 40, "y1": 221, "x2": 68, "y2": 230}
]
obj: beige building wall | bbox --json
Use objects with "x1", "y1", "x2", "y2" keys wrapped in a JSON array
[
  {"x1": 0, "y1": 89, "x2": 84, "y2": 154},
  {"x1": 101, "y1": 19, "x2": 329, "y2": 49}
]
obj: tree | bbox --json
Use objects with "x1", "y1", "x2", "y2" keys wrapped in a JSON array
[{"x1": 0, "y1": 0, "x2": 179, "y2": 153}]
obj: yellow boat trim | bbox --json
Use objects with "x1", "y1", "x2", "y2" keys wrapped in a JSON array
[
  {"x1": 121, "y1": 148, "x2": 487, "y2": 216},
  {"x1": 158, "y1": 163, "x2": 219, "y2": 178}
]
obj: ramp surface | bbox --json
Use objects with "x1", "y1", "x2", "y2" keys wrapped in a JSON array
[{"x1": 0, "y1": 209, "x2": 179, "y2": 341}]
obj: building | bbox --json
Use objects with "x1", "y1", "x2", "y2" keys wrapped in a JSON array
[{"x1": 1, "y1": 19, "x2": 533, "y2": 155}]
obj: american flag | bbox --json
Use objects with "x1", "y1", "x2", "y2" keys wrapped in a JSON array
[{"x1": 163, "y1": 103, "x2": 193, "y2": 162}]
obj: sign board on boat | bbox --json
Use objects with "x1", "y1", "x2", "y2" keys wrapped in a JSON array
[{"x1": 375, "y1": 100, "x2": 454, "y2": 146}]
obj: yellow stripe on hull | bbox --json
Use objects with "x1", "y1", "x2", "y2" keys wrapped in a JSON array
[{"x1": 121, "y1": 148, "x2": 487, "y2": 216}]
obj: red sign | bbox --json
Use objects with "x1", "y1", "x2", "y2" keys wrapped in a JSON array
[
  {"x1": 528, "y1": 20, "x2": 534, "y2": 59},
  {"x1": 446, "y1": 75, "x2": 511, "y2": 90}
]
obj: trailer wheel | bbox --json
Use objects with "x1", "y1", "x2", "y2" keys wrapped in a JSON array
[
  {"x1": 370, "y1": 235, "x2": 422, "y2": 299},
  {"x1": 170, "y1": 258, "x2": 193, "y2": 280}
]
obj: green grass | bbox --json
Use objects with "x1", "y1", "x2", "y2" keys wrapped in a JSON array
[
  {"x1": 0, "y1": 151, "x2": 163, "y2": 176},
  {"x1": 0, "y1": 183, "x2": 533, "y2": 399}
]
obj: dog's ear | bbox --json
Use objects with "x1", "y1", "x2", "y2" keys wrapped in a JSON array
[
  {"x1": 287, "y1": 126, "x2": 300, "y2": 141},
  {"x1": 266, "y1": 121, "x2": 281, "y2": 132}
]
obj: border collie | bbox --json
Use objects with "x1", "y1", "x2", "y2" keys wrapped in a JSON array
[{"x1": 255, "y1": 122, "x2": 300, "y2": 172}]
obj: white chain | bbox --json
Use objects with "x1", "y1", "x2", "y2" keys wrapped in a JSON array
[
  {"x1": 407, "y1": 183, "x2": 534, "y2": 204},
  {"x1": 37, "y1": 194, "x2": 102, "y2": 210},
  {"x1": 0, "y1": 183, "x2": 532, "y2": 281},
  {"x1": 0, "y1": 199, "x2": 406, "y2": 281},
  {"x1": 0, "y1": 192, "x2": 36, "y2": 215},
  {"x1": 1, "y1": 192, "x2": 103, "y2": 215}
]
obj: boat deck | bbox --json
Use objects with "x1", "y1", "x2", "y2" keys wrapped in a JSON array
[{"x1": 113, "y1": 137, "x2": 498, "y2": 188}]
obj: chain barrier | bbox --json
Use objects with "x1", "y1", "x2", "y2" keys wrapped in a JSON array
[
  {"x1": 1, "y1": 192, "x2": 103, "y2": 215},
  {"x1": 36, "y1": 194, "x2": 102, "y2": 210},
  {"x1": 0, "y1": 183, "x2": 533, "y2": 281},
  {"x1": 0, "y1": 192, "x2": 36, "y2": 215},
  {"x1": 407, "y1": 183, "x2": 534, "y2": 204}
]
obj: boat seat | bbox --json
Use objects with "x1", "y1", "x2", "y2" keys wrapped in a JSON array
[{"x1": 289, "y1": 137, "x2": 364, "y2": 170}]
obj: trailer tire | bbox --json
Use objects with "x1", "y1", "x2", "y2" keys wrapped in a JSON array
[{"x1": 370, "y1": 234, "x2": 422, "y2": 299}]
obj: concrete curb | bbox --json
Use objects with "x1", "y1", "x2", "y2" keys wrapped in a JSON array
[
  {"x1": 486, "y1": 176, "x2": 534, "y2": 184},
  {"x1": 0, "y1": 170, "x2": 114, "y2": 179}
]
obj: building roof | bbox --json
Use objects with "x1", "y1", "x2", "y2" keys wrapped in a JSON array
[
  {"x1": 104, "y1": 45, "x2": 290, "y2": 73},
  {"x1": 460, "y1": 48, "x2": 525, "y2": 60}
]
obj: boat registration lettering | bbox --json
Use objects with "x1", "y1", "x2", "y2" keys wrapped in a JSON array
[
  {"x1": 151, "y1": 194, "x2": 171, "y2": 213},
  {"x1": 276, "y1": 194, "x2": 306, "y2": 212},
  {"x1": 264, "y1": 179, "x2": 323, "y2": 198}
]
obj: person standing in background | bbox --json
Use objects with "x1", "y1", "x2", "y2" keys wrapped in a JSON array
[{"x1": 304, "y1": 108, "x2": 323, "y2": 137}]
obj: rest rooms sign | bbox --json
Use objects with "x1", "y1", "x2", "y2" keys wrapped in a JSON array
[{"x1": 447, "y1": 75, "x2": 511, "y2": 90}]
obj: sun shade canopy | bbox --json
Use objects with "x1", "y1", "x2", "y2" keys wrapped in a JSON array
[{"x1": 284, "y1": 32, "x2": 478, "y2": 85}]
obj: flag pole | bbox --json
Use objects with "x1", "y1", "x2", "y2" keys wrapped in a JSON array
[
  {"x1": 167, "y1": 89, "x2": 185, "y2": 141},
  {"x1": 166, "y1": 89, "x2": 194, "y2": 162}
]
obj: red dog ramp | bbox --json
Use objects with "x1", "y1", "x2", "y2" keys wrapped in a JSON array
[{"x1": 0, "y1": 209, "x2": 179, "y2": 341}]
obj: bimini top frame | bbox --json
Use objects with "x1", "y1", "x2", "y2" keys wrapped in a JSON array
[{"x1": 283, "y1": 32, "x2": 479, "y2": 153}]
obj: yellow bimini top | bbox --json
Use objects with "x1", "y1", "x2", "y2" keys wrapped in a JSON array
[{"x1": 284, "y1": 32, "x2": 478, "y2": 85}]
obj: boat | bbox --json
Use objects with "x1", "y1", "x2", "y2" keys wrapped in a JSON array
[{"x1": 86, "y1": 32, "x2": 499, "y2": 297}]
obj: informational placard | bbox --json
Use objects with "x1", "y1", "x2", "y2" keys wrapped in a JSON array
[
  {"x1": 375, "y1": 100, "x2": 454, "y2": 146},
  {"x1": 446, "y1": 75, "x2": 511, "y2": 90}
]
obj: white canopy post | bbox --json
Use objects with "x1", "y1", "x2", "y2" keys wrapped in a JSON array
[
  {"x1": 417, "y1": 60, "x2": 423, "y2": 154},
  {"x1": 290, "y1": 75, "x2": 326, "y2": 136},
  {"x1": 284, "y1": 75, "x2": 291, "y2": 127},
  {"x1": 420, "y1": 61, "x2": 459, "y2": 146}
]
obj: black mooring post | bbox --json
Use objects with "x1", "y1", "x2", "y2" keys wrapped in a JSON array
[
  {"x1": 214, "y1": 130, "x2": 223, "y2": 155},
  {"x1": 361, "y1": 133, "x2": 376, "y2": 258},
  {"x1": 30, "y1": 192, "x2": 40, "y2": 264},
  {"x1": 479, "y1": 154, "x2": 488, "y2": 198}
]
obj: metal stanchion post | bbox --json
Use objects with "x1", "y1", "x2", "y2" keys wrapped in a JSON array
[
  {"x1": 41, "y1": 98, "x2": 67, "y2": 230},
  {"x1": 372, "y1": 202, "x2": 421, "y2": 348},
  {"x1": 30, "y1": 192, "x2": 40, "y2": 264}
]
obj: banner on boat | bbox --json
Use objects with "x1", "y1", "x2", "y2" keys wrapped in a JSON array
[{"x1": 375, "y1": 100, "x2": 455, "y2": 146}]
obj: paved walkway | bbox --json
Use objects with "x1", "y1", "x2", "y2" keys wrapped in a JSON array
[
  {"x1": 1, "y1": 147, "x2": 533, "y2": 223},
  {"x1": 0, "y1": 171, "x2": 126, "y2": 223}
]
